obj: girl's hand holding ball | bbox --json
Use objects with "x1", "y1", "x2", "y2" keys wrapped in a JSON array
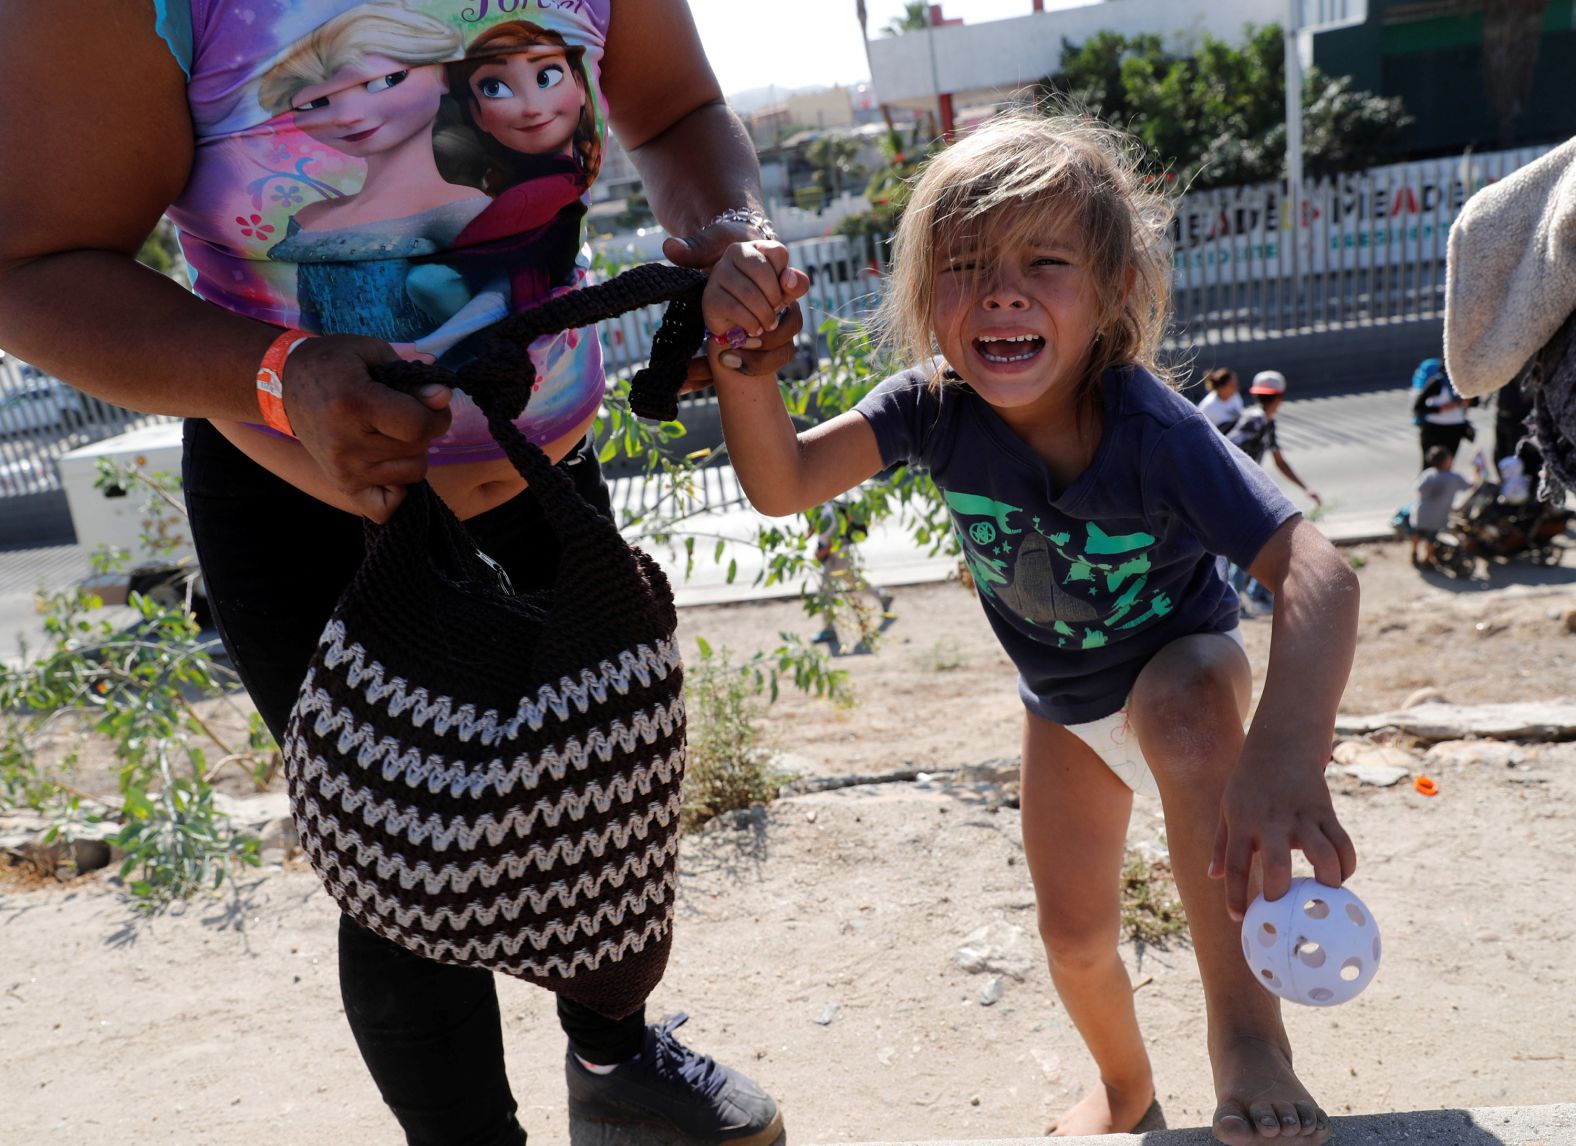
[{"x1": 1241, "y1": 877, "x2": 1381, "y2": 1007}]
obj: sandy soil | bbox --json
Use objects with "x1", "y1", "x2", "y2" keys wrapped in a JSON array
[{"x1": 3, "y1": 540, "x2": 1575, "y2": 1143}]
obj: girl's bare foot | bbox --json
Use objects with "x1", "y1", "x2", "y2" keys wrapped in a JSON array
[
  {"x1": 1048, "y1": 1078, "x2": 1155, "y2": 1137},
  {"x1": 1211, "y1": 1036, "x2": 1331, "y2": 1144}
]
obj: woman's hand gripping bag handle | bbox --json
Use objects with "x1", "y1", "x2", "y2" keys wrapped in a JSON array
[{"x1": 281, "y1": 264, "x2": 709, "y2": 1020}]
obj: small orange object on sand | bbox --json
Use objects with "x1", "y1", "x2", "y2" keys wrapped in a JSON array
[{"x1": 1414, "y1": 775, "x2": 1439, "y2": 796}]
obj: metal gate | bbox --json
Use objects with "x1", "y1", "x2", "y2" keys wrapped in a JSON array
[{"x1": 0, "y1": 354, "x2": 175, "y2": 499}]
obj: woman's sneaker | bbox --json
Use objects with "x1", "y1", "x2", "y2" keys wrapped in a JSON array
[{"x1": 565, "y1": 1013, "x2": 784, "y2": 1144}]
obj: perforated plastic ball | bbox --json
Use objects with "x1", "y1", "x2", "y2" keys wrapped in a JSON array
[{"x1": 1240, "y1": 878, "x2": 1381, "y2": 1007}]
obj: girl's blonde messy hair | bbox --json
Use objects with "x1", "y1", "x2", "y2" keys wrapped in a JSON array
[{"x1": 871, "y1": 104, "x2": 1176, "y2": 401}]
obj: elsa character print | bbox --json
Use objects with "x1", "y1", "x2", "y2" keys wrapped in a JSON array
[
  {"x1": 405, "y1": 19, "x2": 603, "y2": 361},
  {"x1": 258, "y1": 1, "x2": 489, "y2": 347}
]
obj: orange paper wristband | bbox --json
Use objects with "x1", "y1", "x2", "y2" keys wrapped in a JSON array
[{"x1": 256, "y1": 328, "x2": 312, "y2": 437}]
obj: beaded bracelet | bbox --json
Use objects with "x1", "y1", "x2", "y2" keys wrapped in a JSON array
[{"x1": 707, "y1": 207, "x2": 777, "y2": 242}]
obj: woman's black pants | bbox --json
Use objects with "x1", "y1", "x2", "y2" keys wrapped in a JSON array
[{"x1": 181, "y1": 419, "x2": 644, "y2": 1145}]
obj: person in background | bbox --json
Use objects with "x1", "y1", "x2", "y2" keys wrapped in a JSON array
[
  {"x1": 1228, "y1": 372, "x2": 1321, "y2": 507},
  {"x1": 1413, "y1": 358, "x2": 1477, "y2": 468},
  {"x1": 1227, "y1": 371, "x2": 1320, "y2": 613},
  {"x1": 1196, "y1": 366, "x2": 1243, "y2": 434},
  {"x1": 1491, "y1": 373, "x2": 1544, "y2": 494},
  {"x1": 1409, "y1": 445, "x2": 1481, "y2": 566}
]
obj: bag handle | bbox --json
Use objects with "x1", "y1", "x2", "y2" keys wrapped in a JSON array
[
  {"x1": 373, "y1": 262, "x2": 707, "y2": 433},
  {"x1": 357, "y1": 263, "x2": 707, "y2": 591}
]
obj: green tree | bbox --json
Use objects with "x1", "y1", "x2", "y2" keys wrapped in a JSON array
[
  {"x1": 805, "y1": 134, "x2": 864, "y2": 200},
  {"x1": 1042, "y1": 24, "x2": 1411, "y2": 189},
  {"x1": 881, "y1": 1, "x2": 929, "y2": 37},
  {"x1": 837, "y1": 122, "x2": 936, "y2": 242}
]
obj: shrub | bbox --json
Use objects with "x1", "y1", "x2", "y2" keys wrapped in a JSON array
[
  {"x1": 1119, "y1": 849, "x2": 1189, "y2": 946},
  {"x1": 680, "y1": 641, "x2": 789, "y2": 832}
]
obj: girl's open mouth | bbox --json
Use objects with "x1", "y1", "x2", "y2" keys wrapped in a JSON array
[{"x1": 974, "y1": 335, "x2": 1045, "y2": 364}]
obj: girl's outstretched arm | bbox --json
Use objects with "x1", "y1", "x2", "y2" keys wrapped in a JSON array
[
  {"x1": 705, "y1": 242, "x2": 885, "y2": 515},
  {"x1": 715, "y1": 379, "x2": 886, "y2": 517},
  {"x1": 1210, "y1": 516, "x2": 1360, "y2": 920}
]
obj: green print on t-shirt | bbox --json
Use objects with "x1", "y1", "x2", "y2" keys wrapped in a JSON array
[{"x1": 944, "y1": 490, "x2": 1171, "y2": 648}]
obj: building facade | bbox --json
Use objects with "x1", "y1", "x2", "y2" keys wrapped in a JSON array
[
  {"x1": 1314, "y1": 0, "x2": 1576, "y2": 156},
  {"x1": 868, "y1": 0, "x2": 1576, "y2": 158},
  {"x1": 866, "y1": 0, "x2": 1289, "y2": 112}
]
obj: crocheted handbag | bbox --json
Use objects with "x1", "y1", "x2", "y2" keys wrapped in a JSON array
[{"x1": 283, "y1": 264, "x2": 706, "y2": 1019}]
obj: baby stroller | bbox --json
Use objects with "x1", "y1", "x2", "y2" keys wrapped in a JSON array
[{"x1": 1429, "y1": 479, "x2": 1576, "y2": 576}]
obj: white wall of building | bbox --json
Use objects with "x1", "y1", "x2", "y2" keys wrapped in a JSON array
[{"x1": 869, "y1": 0, "x2": 1284, "y2": 107}]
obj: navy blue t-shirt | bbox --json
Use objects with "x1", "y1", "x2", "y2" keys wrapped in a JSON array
[{"x1": 855, "y1": 364, "x2": 1299, "y2": 724}]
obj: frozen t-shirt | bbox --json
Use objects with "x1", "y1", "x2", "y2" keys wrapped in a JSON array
[
  {"x1": 155, "y1": 0, "x2": 612, "y2": 462},
  {"x1": 855, "y1": 365, "x2": 1300, "y2": 724}
]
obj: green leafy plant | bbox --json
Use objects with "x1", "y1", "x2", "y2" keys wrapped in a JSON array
[
  {"x1": 680, "y1": 640, "x2": 791, "y2": 832},
  {"x1": 595, "y1": 311, "x2": 956, "y2": 702},
  {"x1": 1120, "y1": 848, "x2": 1189, "y2": 946},
  {"x1": 0, "y1": 462, "x2": 275, "y2": 908}
]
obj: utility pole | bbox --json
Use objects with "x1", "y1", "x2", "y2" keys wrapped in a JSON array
[{"x1": 1285, "y1": 0, "x2": 1304, "y2": 294}]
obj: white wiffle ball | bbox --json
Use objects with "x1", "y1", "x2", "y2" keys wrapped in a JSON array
[{"x1": 1240, "y1": 878, "x2": 1381, "y2": 1007}]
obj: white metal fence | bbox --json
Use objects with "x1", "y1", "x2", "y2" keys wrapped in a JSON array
[
  {"x1": 597, "y1": 233, "x2": 887, "y2": 387},
  {"x1": 1168, "y1": 145, "x2": 1550, "y2": 344}
]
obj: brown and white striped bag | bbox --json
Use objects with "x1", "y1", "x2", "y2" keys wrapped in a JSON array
[{"x1": 283, "y1": 265, "x2": 706, "y2": 1018}]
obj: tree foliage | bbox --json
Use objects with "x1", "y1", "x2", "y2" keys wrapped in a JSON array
[
  {"x1": 837, "y1": 123, "x2": 937, "y2": 242},
  {"x1": 881, "y1": 0, "x2": 929, "y2": 37},
  {"x1": 1041, "y1": 24, "x2": 1413, "y2": 190},
  {"x1": 805, "y1": 134, "x2": 865, "y2": 199}
]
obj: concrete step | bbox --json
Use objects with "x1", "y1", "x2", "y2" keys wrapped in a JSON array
[{"x1": 805, "y1": 1103, "x2": 1575, "y2": 1145}]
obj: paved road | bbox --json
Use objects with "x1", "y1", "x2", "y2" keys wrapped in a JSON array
[
  {"x1": 0, "y1": 386, "x2": 1457, "y2": 653},
  {"x1": 1267, "y1": 385, "x2": 1428, "y2": 540}
]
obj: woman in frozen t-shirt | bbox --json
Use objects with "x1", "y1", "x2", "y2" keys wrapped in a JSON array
[{"x1": 0, "y1": 3, "x2": 808, "y2": 1143}]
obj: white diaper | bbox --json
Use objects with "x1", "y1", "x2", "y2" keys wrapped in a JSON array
[{"x1": 1063, "y1": 628, "x2": 1247, "y2": 799}]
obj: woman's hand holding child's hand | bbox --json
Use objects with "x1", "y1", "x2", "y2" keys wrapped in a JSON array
[
  {"x1": 1209, "y1": 753, "x2": 1357, "y2": 923},
  {"x1": 703, "y1": 241, "x2": 810, "y2": 375}
]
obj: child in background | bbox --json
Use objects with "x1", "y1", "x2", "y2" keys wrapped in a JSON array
[
  {"x1": 704, "y1": 109, "x2": 1358, "y2": 1143},
  {"x1": 1228, "y1": 372, "x2": 1321, "y2": 508},
  {"x1": 1227, "y1": 371, "x2": 1322, "y2": 614},
  {"x1": 1197, "y1": 367, "x2": 1243, "y2": 434},
  {"x1": 1410, "y1": 444, "x2": 1480, "y2": 565}
]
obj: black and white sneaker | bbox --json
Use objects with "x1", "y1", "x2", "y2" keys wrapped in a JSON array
[{"x1": 565, "y1": 1014, "x2": 784, "y2": 1144}]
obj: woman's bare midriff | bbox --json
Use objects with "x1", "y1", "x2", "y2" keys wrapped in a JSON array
[{"x1": 210, "y1": 410, "x2": 599, "y2": 520}]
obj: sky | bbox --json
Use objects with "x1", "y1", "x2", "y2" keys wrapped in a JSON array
[{"x1": 686, "y1": 0, "x2": 1083, "y2": 100}]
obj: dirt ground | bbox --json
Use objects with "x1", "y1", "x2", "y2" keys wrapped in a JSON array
[{"x1": 3, "y1": 539, "x2": 1575, "y2": 1143}]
